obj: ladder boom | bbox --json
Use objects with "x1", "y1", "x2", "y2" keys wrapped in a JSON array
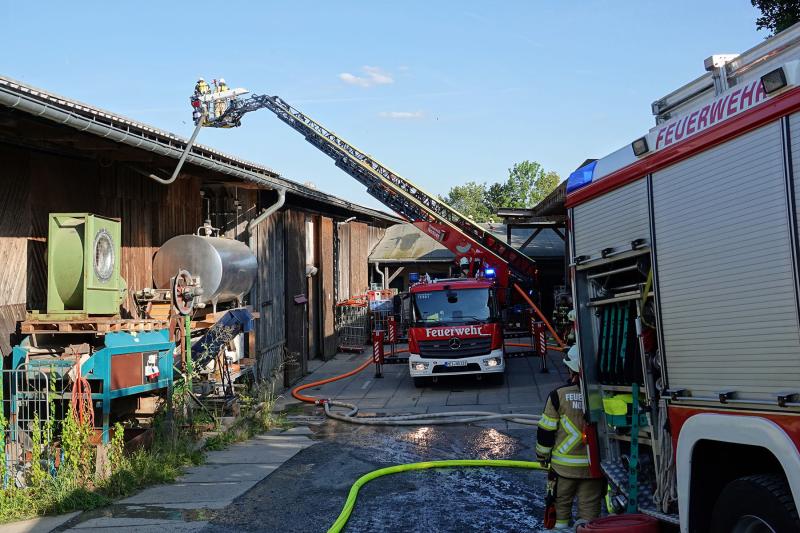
[{"x1": 217, "y1": 93, "x2": 537, "y2": 283}]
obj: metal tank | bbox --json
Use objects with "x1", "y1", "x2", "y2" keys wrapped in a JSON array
[{"x1": 153, "y1": 235, "x2": 257, "y2": 308}]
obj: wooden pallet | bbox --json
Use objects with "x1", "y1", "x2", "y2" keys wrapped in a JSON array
[{"x1": 21, "y1": 318, "x2": 170, "y2": 334}]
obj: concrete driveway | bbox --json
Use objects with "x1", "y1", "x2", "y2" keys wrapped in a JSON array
[{"x1": 293, "y1": 346, "x2": 570, "y2": 430}]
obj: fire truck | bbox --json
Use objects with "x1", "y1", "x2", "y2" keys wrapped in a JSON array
[
  {"x1": 567, "y1": 24, "x2": 800, "y2": 531},
  {"x1": 404, "y1": 278, "x2": 506, "y2": 387},
  {"x1": 190, "y1": 81, "x2": 548, "y2": 384}
]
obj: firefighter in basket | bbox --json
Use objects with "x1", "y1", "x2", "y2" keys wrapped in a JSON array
[{"x1": 536, "y1": 346, "x2": 605, "y2": 529}]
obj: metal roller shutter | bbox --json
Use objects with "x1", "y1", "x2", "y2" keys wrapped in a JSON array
[
  {"x1": 653, "y1": 121, "x2": 800, "y2": 401},
  {"x1": 573, "y1": 178, "x2": 649, "y2": 259}
]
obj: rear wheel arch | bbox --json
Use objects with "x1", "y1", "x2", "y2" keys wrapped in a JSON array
[{"x1": 676, "y1": 413, "x2": 800, "y2": 532}]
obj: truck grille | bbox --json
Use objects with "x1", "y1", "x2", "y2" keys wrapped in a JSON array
[{"x1": 418, "y1": 337, "x2": 492, "y2": 358}]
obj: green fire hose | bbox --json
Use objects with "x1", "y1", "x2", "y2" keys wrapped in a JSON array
[{"x1": 327, "y1": 459, "x2": 546, "y2": 533}]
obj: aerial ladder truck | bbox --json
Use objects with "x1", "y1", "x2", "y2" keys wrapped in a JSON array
[{"x1": 189, "y1": 83, "x2": 560, "y2": 384}]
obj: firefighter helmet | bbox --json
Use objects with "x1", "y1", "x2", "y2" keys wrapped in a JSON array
[{"x1": 564, "y1": 345, "x2": 580, "y2": 373}]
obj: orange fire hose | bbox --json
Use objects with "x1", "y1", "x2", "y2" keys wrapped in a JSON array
[
  {"x1": 292, "y1": 348, "x2": 409, "y2": 403},
  {"x1": 513, "y1": 284, "x2": 567, "y2": 348}
]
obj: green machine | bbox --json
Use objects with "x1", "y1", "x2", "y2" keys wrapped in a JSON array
[{"x1": 46, "y1": 213, "x2": 126, "y2": 316}]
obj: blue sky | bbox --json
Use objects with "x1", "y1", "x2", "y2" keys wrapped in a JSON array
[{"x1": 3, "y1": 1, "x2": 764, "y2": 211}]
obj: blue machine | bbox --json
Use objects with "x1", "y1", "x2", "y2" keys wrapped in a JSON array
[{"x1": 11, "y1": 330, "x2": 175, "y2": 443}]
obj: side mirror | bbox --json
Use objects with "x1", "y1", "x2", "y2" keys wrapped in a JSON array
[{"x1": 399, "y1": 293, "x2": 412, "y2": 323}]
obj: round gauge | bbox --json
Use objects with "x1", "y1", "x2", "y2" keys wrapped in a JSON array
[{"x1": 93, "y1": 229, "x2": 115, "y2": 282}]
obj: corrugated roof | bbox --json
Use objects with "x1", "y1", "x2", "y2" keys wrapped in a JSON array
[
  {"x1": 369, "y1": 223, "x2": 455, "y2": 263},
  {"x1": 0, "y1": 75, "x2": 400, "y2": 224},
  {"x1": 369, "y1": 222, "x2": 564, "y2": 262}
]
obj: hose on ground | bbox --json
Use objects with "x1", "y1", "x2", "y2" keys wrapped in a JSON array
[
  {"x1": 291, "y1": 341, "x2": 550, "y2": 426},
  {"x1": 323, "y1": 400, "x2": 539, "y2": 426},
  {"x1": 327, "y1": 459, "x2": 546, "y2": 533}
]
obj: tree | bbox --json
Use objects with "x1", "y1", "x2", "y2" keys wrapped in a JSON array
[
  {"x1": 485, "y1": 182, "x2": 512, "y2": 215},
  {"x1": 439, "y1": 160, "x2": 561, "y2": 222},
  {"x1": 505, "y1": 161, "x2": 560, "y2": 208},
  {"x1": 439, "y1": 181, "x2": 491, "y2": 222},
  {"x1": 752, "y1": 0, "x2": 800, "y2": 34}
]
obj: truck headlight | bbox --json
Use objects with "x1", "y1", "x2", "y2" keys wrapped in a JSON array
[
  {"x1": 412, "y1": 362, "x2": 429, "y2": 371},
  {"x1": 482, "y1": 357, "x2": 501, "y2": 367}
]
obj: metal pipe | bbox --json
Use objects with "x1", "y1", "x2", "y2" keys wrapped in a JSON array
[
  {"x1": 247, "y1": 187, "x2": 286, "y2": 235},
  {"x1": 374, "y1": 262, "x2": 385, "y2": 289},
  {"x1": 145, "y1": 117, "x2": 205, "y2": 185}
]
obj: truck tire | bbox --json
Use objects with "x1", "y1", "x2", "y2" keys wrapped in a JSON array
[
  {"x1": 413, "y1": 377, "x2": 429, "y2": 388},
  {"x1": 490, "y1": 373, "x2": 505, "y2": 386},
  {"x1": 710, "y1": 474, "x2": 800, "y2": 533}
]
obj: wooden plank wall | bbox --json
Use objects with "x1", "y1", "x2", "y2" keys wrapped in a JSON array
[
  {"x1": 348, "y1": 222, "x2": 370, "y2": 296},
  {"x1": 306, "y1": 215, "x2": 320, "y2": 361},
  {"x1": 251, "y1": 207, "x2": 286, "y2": 382},
  {"x1": 319, "y1": 217, "x2": 336, "y2": 358},
  {"x1": 337, "y1": 222, "x2": 351, "y2": 299},
  {"x1": 283, "y1": 209, "x2": 307, "y2": 384},
  {"x1": 0, "y1": 144, "x2": 202, "y2": 356}
]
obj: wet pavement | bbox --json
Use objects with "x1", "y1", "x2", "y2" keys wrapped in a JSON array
[
  {"x1": 205, "y1": 413, "x2": 548, "y2": 533},
  {"x1": 46, "y1": 349, "x2": 561, "y2": 532}
]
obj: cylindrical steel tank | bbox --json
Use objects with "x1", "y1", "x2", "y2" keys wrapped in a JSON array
[{"x1": 153, "y1": 235, "x2": 257, "y2": 306}]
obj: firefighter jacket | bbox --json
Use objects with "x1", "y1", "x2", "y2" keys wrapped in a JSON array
[{"x1": 536, "y1": 383, "x2": 592, "y2": 478}]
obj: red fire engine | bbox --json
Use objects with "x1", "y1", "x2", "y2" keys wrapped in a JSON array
[{"x1": 567, "y1": 23, "x2": 800, "y2": 532}]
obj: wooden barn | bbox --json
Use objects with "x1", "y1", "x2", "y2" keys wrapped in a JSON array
[{"x1": 0, "y1": 76, "x2": 398, "y2": 386}]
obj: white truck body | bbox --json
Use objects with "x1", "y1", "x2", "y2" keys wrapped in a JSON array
[{"x1": 567, "y1": 23, "x2": 800, "y2": 532}]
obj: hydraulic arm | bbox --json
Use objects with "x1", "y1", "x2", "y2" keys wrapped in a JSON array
[{"x1": 196, "y1": 89, "x2": 537, "y2": 288}]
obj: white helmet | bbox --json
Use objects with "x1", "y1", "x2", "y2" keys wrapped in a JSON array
[
  {"x1": 198, "y1": 77, "x2": 205, "y2": 82},
  {"x1": 219, "y1": 78, "x2": 226, "y2": 84},
  {"x1": 567, "y1": 309, "x2": 576, "y2": 322},
  {"x1": 564, "y1": 345, "x2": 580, "y2": 373}
]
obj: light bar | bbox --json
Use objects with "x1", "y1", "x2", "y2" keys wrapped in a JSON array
[
  {"x1": 566, "y1": 160, "x2": 599, "y2": 193},
  {"x1": 761, "y1": 67, "x2": 787, "y2": 95},
  {"x1": 632, "y1": 136, "x2": 649, "y2": 157}
]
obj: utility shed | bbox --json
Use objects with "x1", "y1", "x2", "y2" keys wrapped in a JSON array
[{"x1": 0, "y1": 75, "x2": 399, "y2": 386}]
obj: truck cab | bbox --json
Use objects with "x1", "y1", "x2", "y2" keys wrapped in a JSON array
[{"x1": 405, "y1": 279, "x2": 505, "y2": 387}]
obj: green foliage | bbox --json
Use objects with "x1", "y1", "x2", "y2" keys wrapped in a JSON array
[
  {"x1": 0, "y1": 376, "x2": 287, "y2": 524},
  {"x1": 439, "y1": 181, "x2": 492, "y2": 222},
  {"x1": 29, "y1": 413, "x2": 46, "y2": 489},
  {"x1": 440, "y1": 160, "x2": 561, "y2": 222},
  {"x1": 61, "y1": 407, "x2": 93, "y2": 482},
  {"x1": 0, "y1": 377, "x2": 7, "y2": 485},
  {"x1": 752, "y1": 0, "x2": 800, "y2": 34}
]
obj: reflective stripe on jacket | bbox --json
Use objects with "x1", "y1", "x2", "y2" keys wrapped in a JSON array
[{"x1": 536, "y1": 383, "x2": 591, "y2": 478}]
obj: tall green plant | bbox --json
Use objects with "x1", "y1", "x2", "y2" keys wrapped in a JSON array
[
  {"x1": 61, "y1": 407, "x2": 93, "y2": 482},
  {"x1": 29, "y1": 413, "x2": 46, "y2": 488}
]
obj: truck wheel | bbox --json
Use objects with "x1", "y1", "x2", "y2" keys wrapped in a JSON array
[
  {"x1": 710, "y1": 474, "x2": 800, "y2": 533},
  {"x1": 413, "y1": 377, "x2": 429, "y2": 388},
  {"x1": 490, "y1": 373, "x2": 505, "y2": 386}
]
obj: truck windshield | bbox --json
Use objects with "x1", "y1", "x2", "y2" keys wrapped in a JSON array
[{"x1": 412, "y1": 288, "x2": 496, "y2": 325}]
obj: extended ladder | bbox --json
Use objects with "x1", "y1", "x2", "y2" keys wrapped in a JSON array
[{"x1": 213, "y1": 93, "x2": 538, "y2": 285}]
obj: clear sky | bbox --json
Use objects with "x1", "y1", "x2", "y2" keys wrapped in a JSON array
[{"x1": 3, "y1": 1, "x2": 765, "y2": 211}]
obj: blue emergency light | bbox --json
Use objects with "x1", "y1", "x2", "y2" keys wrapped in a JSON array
[
  {"x1": 566, "y1": 160, "x2": 598, "y2": 193},
  {"x1": 484, "y1": 267, "x2": 496, "y2": 279}
]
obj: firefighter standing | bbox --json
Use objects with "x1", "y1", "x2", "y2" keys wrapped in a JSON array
[
  {"x1": 194, "y1": 77, "x2": 210, "y2": 96},
  {"x1": 214, "y1": 78, "x2": 230, "y2": 117},
  {"x1": 536, "y1": 346, "x2": 604, "y2": 529}
]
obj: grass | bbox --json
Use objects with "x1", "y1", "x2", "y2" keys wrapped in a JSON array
[{"x1": 0, "y1": 383, "x2": 288, "y2": 524}]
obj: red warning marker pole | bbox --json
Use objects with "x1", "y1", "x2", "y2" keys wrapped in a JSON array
[{"x1": 372, "y1": 330, "x2": 385, "y2": 378}]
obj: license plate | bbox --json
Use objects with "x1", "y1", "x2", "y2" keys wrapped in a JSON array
[{"x1": 445, "y1": 360, "x2": 468, "y2": 367}]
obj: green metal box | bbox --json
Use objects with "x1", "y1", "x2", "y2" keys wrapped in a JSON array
[{"x1": 46, "y1": 213, "x2": 124, "y2": 316}]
